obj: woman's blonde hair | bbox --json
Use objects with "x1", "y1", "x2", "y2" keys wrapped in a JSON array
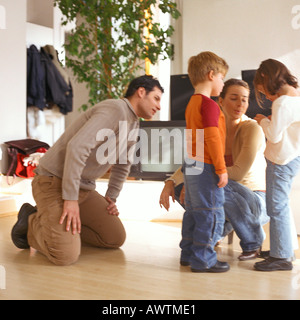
[{"x1": 188, "y1": 51, "x2": 229, "y2": 87}]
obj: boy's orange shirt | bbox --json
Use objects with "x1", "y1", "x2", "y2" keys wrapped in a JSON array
[{"x1": 185, "y1": 94, "x2": 227, "y2": 175}]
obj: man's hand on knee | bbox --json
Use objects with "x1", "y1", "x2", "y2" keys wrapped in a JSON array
[
  {"x1": 59, "y1": 200, "x2": 81, "y2": 235},
  {"x1": 105, "y1": 196, "x2": 119, "y2": 216}
]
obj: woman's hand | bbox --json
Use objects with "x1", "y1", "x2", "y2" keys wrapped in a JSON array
[{"x1": 159, "y1": 180, "x2": 175, "y2": 211}]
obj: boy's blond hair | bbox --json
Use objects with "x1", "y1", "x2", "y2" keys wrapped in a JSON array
[{"x1": 188, "y1": 51, "x2": 229, "y2": 87}]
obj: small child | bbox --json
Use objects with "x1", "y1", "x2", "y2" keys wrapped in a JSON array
[
  {"x1": 181, "y1": 51, "x2": 229, "y2": 272},
  {"x1": 254, "y1": 59, "x2": 300, "y2": 271}
]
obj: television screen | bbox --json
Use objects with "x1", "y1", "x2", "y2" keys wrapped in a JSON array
[
  {"x1": 242, "y1": 70, "x2": 272, "y2": 118},
  {"x1": 170, "y1": 74, "x2": 219, "y2": 120},
  {"x1": 129, "y1": 120, "x2": 186, "y2": 180},
  {"x1": 170, "y1": 74, "x2": 194, "y2": 120}
]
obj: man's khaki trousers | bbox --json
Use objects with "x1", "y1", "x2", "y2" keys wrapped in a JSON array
[{"x1": 27, "y1": 175, "x2": 126, "y2": 266}]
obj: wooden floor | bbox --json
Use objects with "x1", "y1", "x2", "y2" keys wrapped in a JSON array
[{"x1": 0, "y1": 214, "x2": 300, "y2": 300}]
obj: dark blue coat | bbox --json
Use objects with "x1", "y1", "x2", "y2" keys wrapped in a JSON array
[{"x1": 27, "y1": 45, "x2": 45, "y2": 110}]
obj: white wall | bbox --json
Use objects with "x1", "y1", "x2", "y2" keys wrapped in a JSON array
[
  {"x1": 175, "y1": 0, "x2": 300, "y2": 80},
  {"x1": 0, "y1": 0, "x2": 27, "y2": 144}
]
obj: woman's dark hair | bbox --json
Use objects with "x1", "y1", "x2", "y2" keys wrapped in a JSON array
[
  {"x1": 124, "y1": 75, "x2": 164, "y2": 98},
  {"x1": 254, "y1": 59, "x2": 298, "y2": 107},
  {"x1": 219, "y1": 78, "x2": 250, "y2": 99}
]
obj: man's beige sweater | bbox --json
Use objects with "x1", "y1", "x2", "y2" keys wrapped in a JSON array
[{"x1": 36, "y1": 98, "x2": 139, "y2": 201}]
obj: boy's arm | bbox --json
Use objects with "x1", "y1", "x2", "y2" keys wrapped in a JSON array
[
  {"x1": 202, "y1": 100, "x2": 227, "y2": 175},
  {"x1": 217, "y1": 172, "x2": 228, "y2": 188},
  {"x1": 204, "y1": 126, "x2": 227, "y2": 175}
]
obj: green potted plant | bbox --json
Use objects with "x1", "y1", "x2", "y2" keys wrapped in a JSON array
[{"x1": 54, "y1": 0, "x2": 181, "y2": 110}]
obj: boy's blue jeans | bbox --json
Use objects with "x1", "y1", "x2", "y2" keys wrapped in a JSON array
[
  {"x1": 266, "y1": 157, "x2": 300, "y2": 259},
  {"x1": 180, "y1": 161, "x2": 225, "y2": 269},
  {"x1": 224, "y1": 179, "x2": 269, "y2": 252}
]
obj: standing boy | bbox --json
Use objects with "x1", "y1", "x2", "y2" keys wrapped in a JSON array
[{"x1": 180, "y1": 51, "x2": 229, "y2": 272}]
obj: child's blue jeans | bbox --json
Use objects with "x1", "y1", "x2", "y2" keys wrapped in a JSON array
[
  {"x1": 180, "y1": 160, "x2": 225, "y2": 269},
  {"x1": 266, "y1": 157, "x2": 300, "y2": 259}
]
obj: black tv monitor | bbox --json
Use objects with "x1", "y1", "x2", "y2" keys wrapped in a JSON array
[
  {"x1": 170, "y1": 74, "x2": 194, "y2": 120},
  {"x1": 170, "y1": 74, "x2": 219, "y2": 120},
  {"x1": 242, "y1": 69, "x2": 272, "y2": 118},
  {"x1": 129, "y1": 120, "x2": 186, "y2": 180}
]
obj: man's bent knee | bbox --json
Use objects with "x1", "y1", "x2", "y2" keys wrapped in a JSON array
[
  {"x1": 48, "y1": 249, "x2": 80, "y2": 266},
  {"x1": 111, "y1": 230, "x2": 126, "y2": 248},
  {"x1": 102, "y1": 228, "x2": 126, "y2": 249},
  {"x1": 46, "y1": 240, "x2": 81, "y2": 266}
]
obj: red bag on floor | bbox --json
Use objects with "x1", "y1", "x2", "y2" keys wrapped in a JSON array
[
  {"x1": 15, "y1": 154, "x2": 35, "y2": 178},
  {"x1": 4, "y1": 139, "x2": 49, "y2": 181},
  {"x1": 15, "y1": 147, "x2": 48, "y2": 178}
]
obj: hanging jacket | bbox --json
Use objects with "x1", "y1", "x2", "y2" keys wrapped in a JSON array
[
  {"x1": 27, "y1": 45, "x2": 46, "y2": 110},
  {"x1": 42, "y1": 45, "x2": 71, "y2": 85},
  {"x1": 40, "y1": 47, "x2": 73, "y2": 115}
]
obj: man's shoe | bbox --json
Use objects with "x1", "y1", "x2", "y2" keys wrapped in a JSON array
[
  {"x1": 254, "y1": 257, "x2": 293, "y2": 271},
  {"x1": 191, "y1": 261, "x2": 230, "y2": 273},
  {"x1": 11, "y1": 203, "x2": 37, "y2": 249},
  {"x1": 238, "y1": 247, "x2": 261, "y2": 261}
]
